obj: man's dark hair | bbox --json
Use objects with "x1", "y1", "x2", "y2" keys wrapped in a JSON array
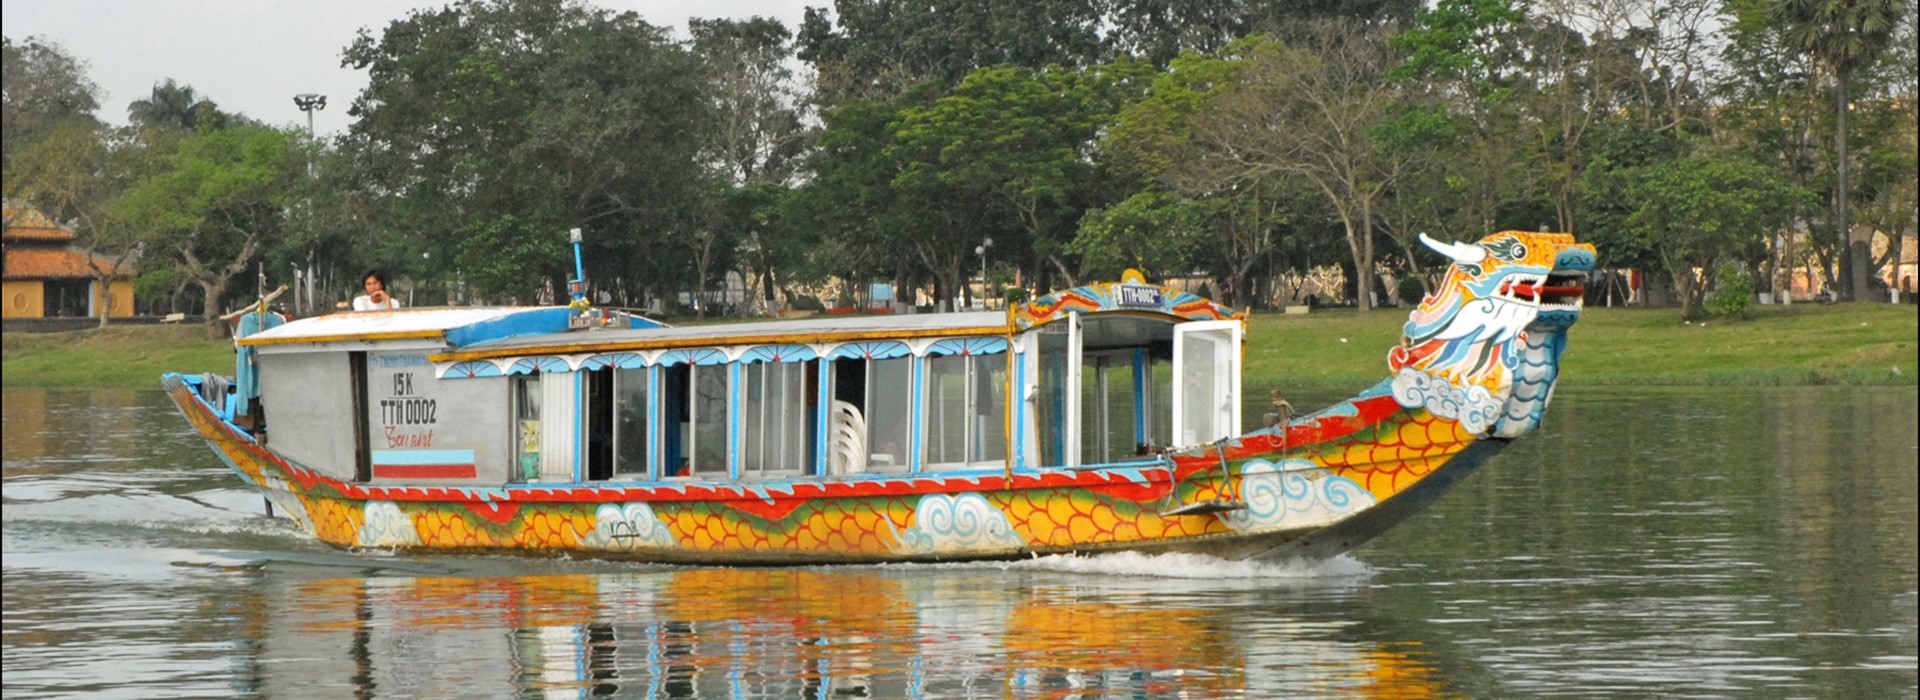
[{"x1": 363, "y1": 269, "x2": 388, "y2": 287}]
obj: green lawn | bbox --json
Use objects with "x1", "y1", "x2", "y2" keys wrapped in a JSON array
[
  {"x1": 4, "y1": 302, "x2": 1914, "y2": 389},
  {"x1": 3, "y1": 324, "x2": 236, "y2": 389},
  {"x1": 1246, "y1": 302, "x2": 1918, "y2": 387}
]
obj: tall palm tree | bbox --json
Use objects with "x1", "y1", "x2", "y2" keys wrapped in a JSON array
[
  {"x1": 127, "y1": 78, "x2": 214, "y2": 131},
  {"x1": 1774, "y1": 0, "x2": 1907, "y2": 300}
]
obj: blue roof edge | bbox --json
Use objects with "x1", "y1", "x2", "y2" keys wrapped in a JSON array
[{"x1": 445, "y1": 308, "x2": 577, "y2": 348}]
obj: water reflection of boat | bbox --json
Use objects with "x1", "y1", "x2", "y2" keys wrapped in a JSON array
[
  {"x1": 164, "y1": 231, "x2": 1594, "y2": 564},
  {"x1": 232, "y1": 566, "x2": 1455, "y2": 697}
]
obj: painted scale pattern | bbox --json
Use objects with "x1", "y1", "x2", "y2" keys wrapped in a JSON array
[{"x1": 166, "y1": 376, "x2": 1475, "y2": 561}]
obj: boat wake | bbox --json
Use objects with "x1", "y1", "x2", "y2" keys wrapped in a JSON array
[
  {"x1": 0, "y1": 486, "x2": 308, "y2": 543},
  {"x1": 1002, "y1": 550, "x2": 1374, "y2": 581}
]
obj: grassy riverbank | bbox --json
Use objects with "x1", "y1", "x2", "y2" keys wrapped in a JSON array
[
  {"x1": 1246, "y1": 302, "x2": 1917, "y2": 388},
  {"x1": 3, "y1": 303, "x2": 1914, "y2": 389},
  {"x1": 3, "y1": 325, "x2": 234, "y2": 389}
]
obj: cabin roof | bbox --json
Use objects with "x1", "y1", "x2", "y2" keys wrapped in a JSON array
[
  {"x1": 436, "y1": 310, "x2": 1013, "y2": 361},
  {"x1": 238, "y1": 306, "x2": 579, "y2": 348}
]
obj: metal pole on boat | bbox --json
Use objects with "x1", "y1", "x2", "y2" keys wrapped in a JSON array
[
  {"x1": 975, "y1": 237, "x2": 992, "y2": 309},
  {"x1": 568, "y1": 228, "x2": 588, "y2": 305}
]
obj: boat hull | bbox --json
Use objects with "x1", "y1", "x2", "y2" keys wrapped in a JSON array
[{"x1": 165, "y1": 374, "x2": 1493, "y2": 565}]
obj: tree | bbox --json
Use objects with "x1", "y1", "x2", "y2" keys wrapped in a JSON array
[
  {"x1": 1582, "y1": 141, "x2": 1806, "y2": 320},
  {"x1": 689, "y1": 16, "x2": 811, "y2": 314},
  {"x1": 1721, "y1": 1, "x2": 1838, "y2": 296},
  {"x1": 342, "y1": 0, "x2": 709, "y2": 303},
  {"x1": 126, "y1": 79, "x2": 220, "y2": 132},
  {"x1": 116, "y1": 124, "x2": 303, "y2": 336},
  {"x1": 1186, "y1": 26, "x2": 1410, "y2": 311},
  {"x1": 1387, "y1": 0, "x2": 1535, "y2": 236},
  {"x1": 1069, "y1": 190, "x2": 1209, "y2": 280},
  {"x1": 1107, "y1": 0, "x2": 1421, "y2": 67},
  {"x1": 888, "y1": 65, "x2": 1111, "y2": 296},
  {"x1": 797, "y1": 0, "x2": 1108, "y2": 103},
  {"x1": 1095, "y1": 42, "x2": 1297, "y2": 308},
  {"x1": 791, "y1": 89, "x2": 932, "y2": 308},
  {"x1": 1774, "y1": 0, "x2": 1908, "y2": 300},
  {"x1": 2, "y1": 35, "x2": 101, "y2": 189},
  {"x1": 1857, "y1": 9, "x2": 1918, "y2": 295},
  {"x1": 5, "y1": 121, "x2": 159, "y2": 326}
]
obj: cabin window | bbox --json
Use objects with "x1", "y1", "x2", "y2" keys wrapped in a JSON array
[
  {"x1": 662, "y1": 364, "x2": 729, "y2": 478},
  {"x1": 1080, "y1": 351, "x2": 1160, "y2": 465},
  {"x1": 692, "y1": 366, "x2": 728, "y2": 477},
  {"x1": 1172, "y1": 321, "x2": 1243, "y2": 447},
  {"x1": 1149, "y1": 354, "x2": 1174, "y2": 449},
  {"x1": 924, "y1": 353, "x2": 1008, "y2": 469},
  {"x1": 1031, "y1": 316, "x2": 1182, "y2": 468},
  {"x1": 612, "y1": 368, "x2": 650, "y2": 478},
  {"x1": 512, "y1": 374, "x2": 541, "y2": 482},
  {"x1": 585, "y1": 369, "x2": 615, "y2": 480},
  {"x1": 1034, "y1": 331, "x2": 1072, "y2": 467},
  {"x1": 741, "y1": 361, "x2": 810, "y2": 479},
  {"x1": 828, "y1": 356, "x2": 911, "y2": 474}
]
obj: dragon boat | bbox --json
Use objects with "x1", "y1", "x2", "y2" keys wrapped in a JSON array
[{"x1": 163, "y1": 231, "x2": 1594, "y2": 564}]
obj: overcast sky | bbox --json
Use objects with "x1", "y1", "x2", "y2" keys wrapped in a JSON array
[{"x1": 3, "y1": 0, "x2": 812, "y2": 137}]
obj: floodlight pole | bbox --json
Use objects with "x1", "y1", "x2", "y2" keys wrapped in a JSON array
[{"x1": 292, "y1": 93, "x2": 326, "y2": 315}]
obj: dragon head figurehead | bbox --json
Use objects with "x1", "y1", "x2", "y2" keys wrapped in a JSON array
[{"x1": 1388, "y1": 231, "x2": 1596, "y2": 437}]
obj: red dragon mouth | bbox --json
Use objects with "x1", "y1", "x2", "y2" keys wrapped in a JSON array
[{"x1": 1496, "y1": 273, "x2": 1586, "y2": 307}]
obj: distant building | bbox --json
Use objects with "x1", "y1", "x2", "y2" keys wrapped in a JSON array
[{"x1": 2, "y1": 206, "x2": 134, "y2": 319}]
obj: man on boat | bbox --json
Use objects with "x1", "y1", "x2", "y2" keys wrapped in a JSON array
[{"x1": 353, "y1": 269, "x2": 402, "y2": 311}]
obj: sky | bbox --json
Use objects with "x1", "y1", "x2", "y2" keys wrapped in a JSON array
[{"x1": 3, "y1": 0, "x2": 812, "y2": 137}]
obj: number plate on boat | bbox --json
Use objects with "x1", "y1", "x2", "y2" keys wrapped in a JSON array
[{"x1": 1118, "y1": 284, "x2": 1162, "y2": 308}]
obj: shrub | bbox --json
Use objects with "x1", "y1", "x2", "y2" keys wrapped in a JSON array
[
  {"x1": 134, "y1": 268, "x2": 180, "y2": 304},
  {"x1": 1708, "y1": 263, "x2": 1755, "y2": 319},
  {"x1": 1395, "y1": 275, "x2": 1427, "y2": 306}
]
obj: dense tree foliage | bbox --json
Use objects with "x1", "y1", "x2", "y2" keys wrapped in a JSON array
[
  {"x1": 114, "y1": 124, "x2": 305, "y2": 334},
  {"x1": 1773, "y1": 0, "x2": 1909, "y2": 300},
  {"x1": 341, "y1": 0, "x2": 707, "y2": 302},
  {"x1": 4, "y1": 0, "x2": 1916, "y2": 327},
  {"x1": 3, "y1": 36, "x2": 101, "y2": 198}
]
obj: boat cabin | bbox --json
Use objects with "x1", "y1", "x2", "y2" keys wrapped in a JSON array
[{"x1": 235, "y1": 273, "x2": 1244, "y2": 486}]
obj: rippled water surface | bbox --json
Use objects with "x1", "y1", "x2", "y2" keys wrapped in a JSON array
[{"x1": 4, "y1": 386, "x2": 1916, "y2": 698}]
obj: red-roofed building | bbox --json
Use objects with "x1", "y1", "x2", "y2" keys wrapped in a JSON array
[{"x1": 2, "y1": 206, "x2": 134, "y2": 319}]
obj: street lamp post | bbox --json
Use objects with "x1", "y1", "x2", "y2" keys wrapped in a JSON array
[
  {"x1": 292, "y1": 94, "x2": 326, "y2": 175},
  {"x1": 974, "y1": 237, "x2": 993, "y2": 309},
  {"x1": 292, "y1": 94, "x2": 326, "y2": 315}
]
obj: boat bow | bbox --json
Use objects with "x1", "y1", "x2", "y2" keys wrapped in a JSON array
[{"x1": 1390, "y1": 231, "x2": 1596, "y2": 437}]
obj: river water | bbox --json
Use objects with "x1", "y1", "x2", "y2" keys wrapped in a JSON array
[{"x1": 3, "y1": 386, "x2": 1915, "y2": 698}]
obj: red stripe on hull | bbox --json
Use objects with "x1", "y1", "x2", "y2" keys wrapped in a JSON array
[{"x1": 373, "y1": 463, "x2": 478, "y2": 479}]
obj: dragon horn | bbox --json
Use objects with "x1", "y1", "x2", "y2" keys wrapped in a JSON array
[{"x1": 1420, "y1": 232, "x2": 1487, "y2": 264}]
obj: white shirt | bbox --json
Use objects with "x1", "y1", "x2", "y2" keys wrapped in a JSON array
[{"x1": 353, "y1": 294, "x2": 401, "y2": 311}]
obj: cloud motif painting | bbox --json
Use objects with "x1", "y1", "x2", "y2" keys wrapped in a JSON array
[
  {"x1": 895, "y1": 493, "x2": 1027, "y2": 556},
  {"x1": 583, "y1": 502, "x2": 679, "y2": 550},
  {"x1": 1392, "y1": 368, "x2": 1502, "y2": 435},
  {"x1": 1223, "y1": 459, "x2": 1377, "y2": 533},
  {"x1": 357, "y1": 500, "x2": 422, "y2": 548}
]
